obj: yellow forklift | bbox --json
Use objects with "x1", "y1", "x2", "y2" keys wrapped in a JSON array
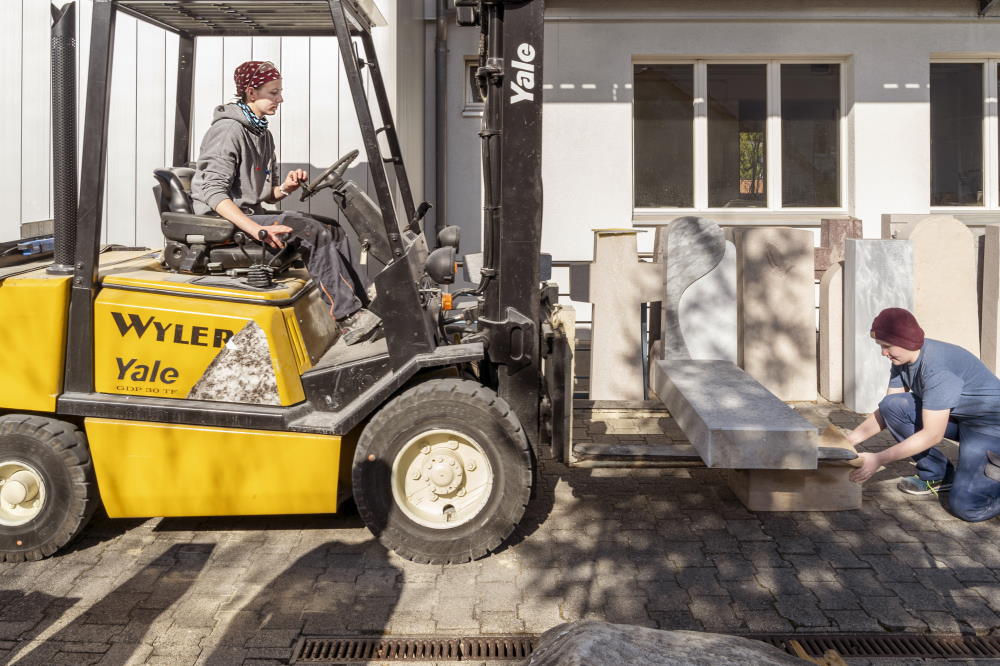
[{"x1": 0, "y1": 0, "x2": 557, "y2": 565}]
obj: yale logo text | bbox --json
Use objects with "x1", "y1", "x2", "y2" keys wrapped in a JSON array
[{"x1": 510, "y1": 43, "x2": 536, "y2": 105}]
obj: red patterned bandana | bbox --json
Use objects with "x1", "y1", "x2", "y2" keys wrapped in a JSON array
[{"x1": 234, "y1": 61, "x2": 281, "y2": 97}]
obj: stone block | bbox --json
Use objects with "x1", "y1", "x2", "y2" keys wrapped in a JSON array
[
  {"x1": 733, "y1": 227, "x2": 817, "y2": 401},
  {"x1": 526, "y1": 620, "x2": 803, "y2": 666},
  {"x1": 728, "y1": 466, "x2": 861, "y2": 512},
  {"x1": 981, "y1": 226, "x2": 1000, "y2": 373},
  {"x1": 898, "y1": 215, "x2": 979, "y2": 355},
  {"x1": 571, "y1": 230, "x2": 661, "y2": 400},
  {"x1": 819, "y1": 262, "x2": 844, "y2": 402},
  {"x1": 653, "y1": 217, "x2": 737, "y2": 363},
  {"x1": 815, "y1": 217, "x2": 862, "y2": 279},
  {"x1": 843, "y1": 239, "x2": 913, "y2": 413},
  {"x1": 651, "y1": 359, "x2": 817, "y2": 469}
]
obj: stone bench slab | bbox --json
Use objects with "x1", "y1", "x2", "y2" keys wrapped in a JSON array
[{"x1": 651, "y1": 359, "x2": 818, "y2": 469}]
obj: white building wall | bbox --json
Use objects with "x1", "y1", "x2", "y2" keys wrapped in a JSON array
[
  {"x1": 5, "y1": 0, "x2": 423, "y2": 248},
  {"x1": 439, "y1": 0, "x2": 1000, "y2": 262}
]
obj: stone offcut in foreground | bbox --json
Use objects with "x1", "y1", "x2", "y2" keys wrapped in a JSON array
[{"x1": 651, "y1": 359, "x2": 818, "y2": 470}]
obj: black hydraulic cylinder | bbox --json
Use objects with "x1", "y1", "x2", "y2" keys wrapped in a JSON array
[{"x1": 48, "y1": 1, "x2": 77, "y2": 275}]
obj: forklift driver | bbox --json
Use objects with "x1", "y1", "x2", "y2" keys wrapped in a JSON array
[{"x1": 191, "y1": 60, "x2": 380, "y2": 345}]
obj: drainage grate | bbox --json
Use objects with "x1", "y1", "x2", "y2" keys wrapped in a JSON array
[
  {"x1": 291, "y1": 635, "x2": 536, "y2": 663},
  {"x1": 752, "y1": 633, "x2": 1000, "y2": 660}
]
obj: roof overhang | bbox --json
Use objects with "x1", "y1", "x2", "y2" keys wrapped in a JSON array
[{"x1": 116, "y1": 0, "x2": 387, "y2": 37}]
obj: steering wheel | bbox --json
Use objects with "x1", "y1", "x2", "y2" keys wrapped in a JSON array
[{"x1": 299, "y1": 149, "x2": 360, "y2": 201}]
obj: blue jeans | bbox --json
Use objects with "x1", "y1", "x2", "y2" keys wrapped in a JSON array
[{"x1": 878, "y1": 392, "x2": 1000, "y2": 522}]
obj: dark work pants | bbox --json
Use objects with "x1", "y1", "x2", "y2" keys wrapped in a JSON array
[
  {"x1": 878, "y1": 392, "x2": 1000, "y2": 522},
  {"x1": 250, "y1": 212, "x2": 367, "y2": 320}
]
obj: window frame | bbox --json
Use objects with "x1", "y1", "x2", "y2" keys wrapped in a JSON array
[
  {"x1": 463, "y1": 56, "x2": 485, "y2": 118},
  {"x1": 929, "y1": 57, "x2": 996, "y2": 212},
  {"x1": 631, "y1": 57, "x2": 848, "y2": 219}
]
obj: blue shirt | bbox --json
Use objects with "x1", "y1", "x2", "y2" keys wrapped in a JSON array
[{"x1": 889, "y1": 338, "x2": 1000, "y2": 436}]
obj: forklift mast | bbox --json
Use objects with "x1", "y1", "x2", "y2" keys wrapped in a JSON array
[{"x1": 465, "y1": 0, "x2": 545, "y2": 448}]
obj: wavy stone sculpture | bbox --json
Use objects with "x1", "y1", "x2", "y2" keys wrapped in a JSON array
[{"x1": 656, "y1": 216, "x2": 736, "y2": 362}]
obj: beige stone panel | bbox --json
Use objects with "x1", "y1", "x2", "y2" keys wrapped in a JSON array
[
  {"x1": 898, "y1": 215, "x2": 979, "y2": 356},
  {"x1": 982, "y1": 225, "x2": 1000, "y2": 373},
  {"x1": 819, "y1": 262, "x2": 844, "y2": 402},
  {"x1": 586, "y1": 230, "x2": 661, "y2": 401},
  {"x1": 734, "y1": 227, "x2": 817, "y2": 401}
]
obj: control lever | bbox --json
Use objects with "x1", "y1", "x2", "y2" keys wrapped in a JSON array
[
  {"x1": 409, "y1": 201, "x2": 432, "y2": 234},
  {"x1": 234, "y1": 231, "x2": 252, "y2": 263},
  {"x1": 245, "y1": 229, "x2": 276, "y2": 288}
]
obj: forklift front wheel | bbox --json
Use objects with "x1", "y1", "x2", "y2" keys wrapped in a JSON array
[
  {"x1": 0, "y1": 415, "x2": 98, "y2": 562},
  {"x1": 353, "y1": 379, "x2": 533, "y2": 564}
]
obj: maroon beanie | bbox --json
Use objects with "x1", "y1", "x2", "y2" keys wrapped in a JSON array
[{"x1": 870, "y1": 308, "x2": 924, "y2": 351}]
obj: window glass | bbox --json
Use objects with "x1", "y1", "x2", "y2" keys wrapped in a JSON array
[
  {"x1": 781, "y1": 64, "x2": 840, "y2": 207},
  {"x1": 931, "y1": 63, "x2": 983, "y2": 206},
  {"x1": 708, "y1": 64, "x2": 767, "y2": 208},
  {"x1": 633, "y1": 64, "x2": 694, "y2": 207}
]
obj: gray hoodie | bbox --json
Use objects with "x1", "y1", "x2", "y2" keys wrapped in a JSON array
[{"x1": 191, "y1": 103, "x2": 277, "y2": 215}]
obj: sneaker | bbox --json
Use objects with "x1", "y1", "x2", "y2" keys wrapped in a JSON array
[
  {"x1": 338, "y1": 308, "x2": 381, "y2": 345},
  {"x1": 897, "y1": 475, "x2": 952, "y2": 496}
]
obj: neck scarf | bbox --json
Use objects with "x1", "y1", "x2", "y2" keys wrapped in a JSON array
[{"x1": 236, "y1": 101, "x2": 269, "y2": 133}]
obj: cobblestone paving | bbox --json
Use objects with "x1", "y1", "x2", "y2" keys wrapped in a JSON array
[{"x1": 1, "y1": 401, "x2": 998, "y2": 664}]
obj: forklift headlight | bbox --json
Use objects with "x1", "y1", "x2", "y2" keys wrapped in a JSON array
[
  {"x1": 437, "y1": 225, "x2": 461, "y2": 252},
  {"x1": 425, "y1": 246, "x2": 456, "y2": 284}
]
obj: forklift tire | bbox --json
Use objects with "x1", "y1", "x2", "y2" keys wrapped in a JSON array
[
  {"x1": 353, "y1": 379, "x2": 532, "y2": 564},
  {"x1": 0, "y1": 415, "x2": 98, "y2": 562}
]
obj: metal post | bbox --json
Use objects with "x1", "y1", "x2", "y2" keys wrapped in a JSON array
[
  {"x1": 328, "y1": 0, "x2": 404, "y2": 260},
  {"x1": 172, "y1": 33, "x2": 195, "y2": 167},
  {"x1": 63, "y1": 0, "x2": 116, "y2": 394},
  {"x1": 48, "y1": 1, "x2": 77, "y2": 275}
]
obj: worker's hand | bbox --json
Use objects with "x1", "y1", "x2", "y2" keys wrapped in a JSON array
[
  {"x1": 849, "y1": 451, "x2": 882, "y2": 484},
  {"x1": 281, "y1": 169, "x2": 309, "y2": 194},
  {"x1": 259, "y1": 224, "x2": 293, "y2": 250}
]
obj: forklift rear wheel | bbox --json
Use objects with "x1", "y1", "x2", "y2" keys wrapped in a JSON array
[
  {"x1": 0, "y1": 415, "x2": 98, "y2": 562},
  {"x1": 353, "y1": 379, "x2": 532, "y2": 564}
]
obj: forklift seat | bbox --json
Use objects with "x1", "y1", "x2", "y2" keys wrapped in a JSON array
[{"x1": 153, "y1": 168, "x2": 250, "y2": 274}]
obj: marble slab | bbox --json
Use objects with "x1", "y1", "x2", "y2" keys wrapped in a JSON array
[
  {"x1": 843, "y1": 239, "x2": 913, "y2": 413},
  {"x1": 819, "y1": 262, "x2": 844, "y2": 402},
  {"x1": 898, "y1": 215, "x2": 980, "y2": 356},
  {"x1": 734, "y1": 227, "x2": 817, "y2": 401},
  {"x1": 651, "y1": 359, "x2": 818, "y2": 470},
  {"x1": 982, "y1": 226, "x2": 1000, "y2": 373},
  {"x1": 655, "y1": 217, "x2": 737, "y2": 362}
]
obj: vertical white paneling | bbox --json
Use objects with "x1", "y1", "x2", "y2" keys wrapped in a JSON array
[
  {"x1": 252, "y1": 37, "x2": 282, "y2": 161},
  {"x1": 192, "y1": 38, "x2": 223, "y2": 162},
  {"x1": 104, "y1": 13, "x2": 136, "y2": 244},
  {"x1": 308, "y1": 36, "x2": 341, "y2": 220},
  {"x1": 279, "y1": 37, "x2": 312, "y2": 213},
  {"x1": 134, "y1": 20, "x2": 166, "y2": 248},
  {"x1": 222, "y1": 36, "x2": 252, "y2": 103},
  {"x1": 0, "y1": 0, "x2": 23, "y2": 235},
  {"x1": 22, "y1": 0, "x2": 52, "y2": 225},
  {"x1": 163, "y1": 30, "x2": 178, "y2": 164},
  {"x1": 76, "y1": 0, "x2": 92, "y2": 180}
]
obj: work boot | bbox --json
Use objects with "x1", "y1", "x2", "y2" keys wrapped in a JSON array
[{"x1": 338, "y1": 308, "x2": 381, "y2": 345}]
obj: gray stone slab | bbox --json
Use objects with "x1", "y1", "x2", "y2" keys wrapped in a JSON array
[
  {"x1": 843, "y1": 239, "x2": 913, "y2": 413},
  {"x1": 651, "y1": 359, "x2": 818, "y2": 469},
  {"x1": 655, "y1": 217, "x2": 736, "y2": 362}
]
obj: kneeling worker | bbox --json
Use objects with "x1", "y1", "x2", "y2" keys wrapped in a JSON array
[
  {"x1": 848, "y1": 308, "x2": 1000, "y2": 522},
  {"x1": 191, "y1": 60, "x2": 379, "y2": 345}
]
